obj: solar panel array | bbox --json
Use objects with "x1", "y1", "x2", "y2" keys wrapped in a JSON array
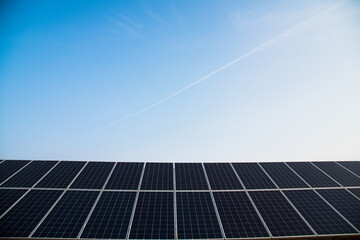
[{"x1": 0, "y1": 160, "x2": 359, "y2": 239}]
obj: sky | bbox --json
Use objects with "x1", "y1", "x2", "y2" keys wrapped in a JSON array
[{"x1": 0, "y1": 0, "x2": 359, "y2": 162}]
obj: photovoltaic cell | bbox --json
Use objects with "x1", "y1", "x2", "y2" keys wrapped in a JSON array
[
  {"x1": 260, "y1": 162, "x2": 309, "y2": 189},
  {"x1": 81, "y1": 191, "x2": 136, "y2": 239},
  {"x1": 249, "y1": 191, "x2": 314, "y2": 237},
  {"x1": 1, "y1": 161, "x2": 58, "y2": 188},
  {"x1": 35, "y1": 161, "x2": 86, "y2": 188},
  {"x1": 213, "y1": 192, "x2": 269, "y2": 238},
  {"x1": 129, "y1": 192, "x2": 174, "y2": 239},
  {"x1": 33, "y1": 191, "x2": 99, "y2": 238},
  {"x1": 70, "y1": 162, "x2": 114, "y2": 189},
  {"x1": 284, "y1": 190, "x2": 357, "y2": 235},
  {"x1": 0, "y1": 160, "x2": 30, "y2": 183},
  {"x1": 204, "y1": 163, "x2": 243, "y2": 190},
  {"x1": 0, "y1": 190, "x2": 63, "y2": 238},
  {"x1": 176, "y1": 163, "x2": 208, "y2": 190},
  {"x1": 337, "y1": 161, "x2": 360, "y2": 177},
  {"x1": 140, "y1": 163, "x2": 173, "y2": 190},
  {"x1": 177, "y1": 192, "x2": 222, "y2": 239},
  {"x1": 348, "y1": 188, "x2": 360, "y2": 199},
  {"x1": 313, "y1": 162, "x2": 360, "y2": 187},
  {"x1": 105, "y1": 162, "x2": 144, "y2": 190},
  {"x1": 316, "y1": 189, "x2": 360, "y2": 230},
  {"x1": 232, "y1": 163, "x2": 277, "y2": 189},
  {"x1": 0, "y1": 189, "x2": 27, "y2": 216},
  {"x1": 287, "y1": 162, "x2": 340, "y2": 188}
]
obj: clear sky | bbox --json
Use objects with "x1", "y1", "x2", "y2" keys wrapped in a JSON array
[{"x1": 1, "y1": 0, "x2": 359, "y2": 162}]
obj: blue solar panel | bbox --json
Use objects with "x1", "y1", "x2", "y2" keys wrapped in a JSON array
[
  {"x1": 140, "y1": 163, "x2": 173, "y2": 190},
  {"x1": 70, "y1": 162, "x2": 114, "y2": 189},
  {"x1": 176, "y1": 163, "x2": 208, "y2": 190},
  {"x1": 105, "y1": 162, "x2": 144, "y2": 190},
  {"x1": 313, "y1": 162, "x2": 360, "y2": 187},
  {"x1": 232, "y1": 163, "x2": 277, "y2": 189},
  {"x1": 204, "y1": 163, "x2": 243, "y2": 190}
]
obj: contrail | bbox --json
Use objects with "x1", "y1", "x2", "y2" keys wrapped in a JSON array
[{"x1": 73, "y1": 1, "x2": 342, "y2": 140}]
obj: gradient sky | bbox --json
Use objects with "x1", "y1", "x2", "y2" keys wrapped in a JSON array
[{"x1": 1, "y1": 0, "x2": 359, "y2": 162}]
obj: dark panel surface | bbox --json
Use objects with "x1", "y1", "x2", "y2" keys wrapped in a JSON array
[
  {"x1": 214, "y1": 191, "x2": 269, "y2": 238},
  {"x1": 284, "y1": 190, "x2": 357, "y2": 235},
  {"x1": 70, "y1": 162, "x2": 114, "y2": 189},
  {"x1": 287, "y1": 162, "x2": 341, "y2": 188},
  {"x1": 35, "y1": 161, "x2": 85, "y2": 188},
  {"x1": 176, "y1": 163, "x2": 208, "y2": 190},
  {"x1": 260, "y1": 162, "x2": 309, "y2": 188},
  {"x1": 0, "y1": 160, "x2": 30, "y2": 183},
  {"x1": 130, "y1": 192, "x2": 174, "y2": 240},
  {"x1": 177, "y1": 192, "x2": 222, "y2": 239},
  {"x1": 2, "y1": 161, "x2": 57, "y2": 188},
  {"x1": 249, "y1": 191, "x2": 314, "y2": 237},
  {"x1": 33, "y1": 191, "x2": 99, "y2": 238},
  {"x1": 348, "y1": 188, "x2": 360, "y2": 198},
  {"x1": 105, "y1": 162, "x2": 144, "y2": 190},
  {"x1": 232, "y1": 163, "x2": 277, "y2": 189},
  {"x1": 316, "y1": 189, "x2": 360, "y2": 230},
  {"x1": 0, "y1": 189, "x2": 27, "y2": 216},
  {"x1": 81, "y1": 191, "x2": 136, "y2": 239},
  {"x1": 0, "y1": 190, "x2": 63, "y2": 237},
  {"x1": 313, "y1": 162, "x2": 360, "y2": 187},
  {"x1": 204, "y1": 163, "x2": 243, "y2": 190},
  {"x1": 140, "y1": 163, "x2": 173, "y2": 190},
  {"x1": 337, "y1": 161, "x2": 360, "y2": 176}
]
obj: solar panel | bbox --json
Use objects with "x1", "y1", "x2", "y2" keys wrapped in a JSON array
[
  {"x1": 35, "y1": 161, "x2": 86, "y2": 188},
  {"x1": 313, "y1": 162, "x2": 360, "y2": 187},
  {"x1": 0, "y1": 190, "x2": 62, "y2": 237},
  {"x1": 1, "y1": 161, "x2": 58, "y2": 188},
  {"x1": 32, "y1": 190, "x2": 99, "y2": 238},
  {"x1": 204, "y1": 163, "x2": 243, "y2": 190},
  {"x1": 284, "y1": 190, "x2": 357, "y2": 235},
  {"x1": 337, "y1": 161, "x2": 360, "y2": 177},
  {"x1": 316, "y1": 189, "x2": 360, "y2": 230},
  {"x1": 260, "y1": 162, "x2": 309, "y2": 189},
  {"x1": 177, "y1": 192, "x2": 222, "y2": 239},
  {"x1": 105, "y1": 162, "x2": 144, "y2": 190},
  {"x1": 140, "y1": 163, "x2": 173, "y2": 190},
  {"x1": 232, "y1": 163, "x2": 277, "y2": 189},
  {"x1": 81, "y1": 191, "x2": 136, "y2": 239},
  {"x1": 287, "y1": 162, "x2": 341, "y2": 188},
  {"x1": 69, "y1": 162, "x2": 114, "y2": 189},
  {"x1": 249, "y1": 191, "x2": 314, "y2": 237},
  {"x1": 129, "y1": 192, "x2": 174, "y2": 240},
  {"x1": 0, "y1": 160, "x2": 30, "y2": 183},
  {"x1": 176, "y1": 163, "x2": 208, "y2": 190},
  {"x1": 213, "y1": 191, "x2": 269, "y2": 238},
  {"x1": 348, "y1": 188, "x2": 360, "y2": 198},
  {"x1": 0, "y1": 189, "x2": 27, "y2": 216}
]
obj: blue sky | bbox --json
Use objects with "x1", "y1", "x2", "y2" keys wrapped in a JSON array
[{"x1": 1, "y1": 0, "x2": 359, "y2": 162}]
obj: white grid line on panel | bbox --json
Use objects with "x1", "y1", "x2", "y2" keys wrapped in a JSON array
[
  {"x1": 309, "y1": 162, "x2": 344, "y2": 187},
  {"x1": 173, "y1": 162, "x2": 178, "y2": 240},
  {"x1": 101, "y1": 162, "x2": 117, "y2": 189},
  {"x1": 345, "y1": 188, "x2": 360, "y2": 201},
  {"x1": 256, "y1": 163, "x2": 280, "y2": 189},
  {"x1": 125, "y1": 162, "x2": 146, "y2": 240},
  {"x1": 335, "y1": 162, "x2": 360, "y2": 179},
  {"x1": 313, "y1": 189, "x2": 360, "y2": 233},
  {"x1": 284, "y1": 162, "x2": 312, "y2": 188},
  {"x1": 0, "y1": 160, "x2": 33, "y2": 186},
  {"x1": 279, "y1": 190, "x2": 318, "y2": 236},
  {"x1": 0, "y1": 189, "x2": 31, "y2": 219},
  {"x1": 201, "y1": 163, "x2": 226, "y2": 240},
  {"x1": 31, "y1": 161, "x2": 61, "y2": 188},
  {"x1": 67, "y1": 161, "x2": 89, "y2": 189},
  {"x1": 230, "y1": 163, "x2": 273, "y2": 238}
]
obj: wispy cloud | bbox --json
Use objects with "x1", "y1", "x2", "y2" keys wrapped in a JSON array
[{"x1": 107, "y1": 11, "x2": 143, "y2": 38}]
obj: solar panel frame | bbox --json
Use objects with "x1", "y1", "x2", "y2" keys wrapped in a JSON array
[
  {"x1": 105, "y1": 162, "x2": 144, "y2": 190},
  {"x1": 260, "y1": 162, "x2": 310, "y2": 189},
  {"x1": 0, "y1": 160, "x2": 31, "y2": 184},
  {"x1": 1, "y1": 161, "x2": 58, "y2": 188},
  {"x1": 140, "y1": 163, "x2": 173, "y2": 190},
  {"x1": 312, "y1": 162, "x2": 360, "y2": 187},
  {"x1": 337, "y1": 161, "x2": 360, "y2": 177},
  {"x1": 348, "y1": 188, "x2": 360, "y2": 199},
  {"x1": 232, "y1": 163, "x2": 277, "y2": 189},
  {"x1": 287, "y1": 162, "x2": 341, "y2": 188},
  {"x1": 69, "y1": 162, "x2": 115, "y2": 189},
  {"x1": 284, "y1": 190, "x2": 357, "y2": 235},
  {"x1": 175, "y1": 163, "x2": 208, "y2": 190},
  {"x1": 204, "y1": 163, "x2": 243, "y2": 190}
]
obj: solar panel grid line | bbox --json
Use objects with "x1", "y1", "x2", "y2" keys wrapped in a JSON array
[
  {"x1": 0, "y1": 160, "x2": 33, "y2": 185},
  {"x1": 313, "y1": 190, "x2": 360, "y2": 233},
  {"x1": 76, "y1": 191, "x2": 104, "y2": 239},
  {"x1": 65, "y1": 161, "x2": 89, "y2": 189},
  {"x1": 283, "y1": 162, "x2": 312, "y2": 188},
  {"x1": 125, "y1": 162, "x2": 146, "y2": 240},
  {"x1": 229, "y1": 163, "x2": 247, "y2": 189},
  {"x1": 30, "y1": 161, "x2": 61, "y2": 188},
  {"x1": 309, "y1": 162, "x2": 344, "y2": 187},
  {"x1": 346, "y1": 188, "x2": 360, "y2": 201},
  {"x1": 279, "y1": 190, "x2": 318, "y2": 236},
  {"x1": 101, "y1": 162, "x2": 118, "y2": 189},
  {"x1": 28, "y1": 190, "x2": 67, "y2": 238},
  {"x1": 201, "y1": 163, "x2": 226, "y2": 239},
  {"x1": 256, "y1": 163, "x2": 280, "y2": 189},
  {"x1": 173, "y1": 163, "x2": 178, "y2": 240},
  {"x1": 0, "y1": 189, "x2": 31, "y2": 219},
  {"x1": 337, "y1": 161, "x2": 360, "y2": 177},
  {"x1": 335, "y1": 161, "x2": 360, "y2": 179}
]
